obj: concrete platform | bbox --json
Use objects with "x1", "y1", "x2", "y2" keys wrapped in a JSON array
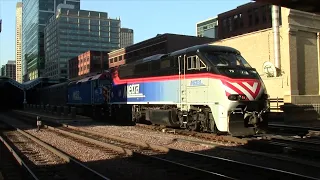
[{"x1": 12, "y1": 110, "x2": 93, "y2": 124}]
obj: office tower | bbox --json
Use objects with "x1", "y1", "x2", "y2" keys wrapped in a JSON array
[
  {"x1": 22, "y1": 0, "x2": 80, "y2": 81},
  {"x1": 120, "y1": 28, "x2": 134, "y2": 48},
  {"x1": 15, "y1": 2, "x2": 22, "y2": 83},
  {"x1": 44, "y1": 7, "x2": 120, "y2": 78},
  {"x1": 196, "y1": 16, "x2": 218, "y2": 38}
]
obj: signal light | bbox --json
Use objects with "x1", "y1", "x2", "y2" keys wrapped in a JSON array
[{"x1": 228, "y1": 94, "x2": 247, "y2": 101}]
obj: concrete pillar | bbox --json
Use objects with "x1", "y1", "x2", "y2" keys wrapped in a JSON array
[
  {"x1": 288, "y1": 28, "x2": 299, "y2": 96},
  {"x1": 63, "y1": 106, "x2": 69, "y2": 116},
  {"x1": 46, "y1": 105, "x2": 50, "y2": 113},
  {"x1": 41, "y1": 105, "x2": 45, "y2": 112},
  {"x1": 70, "y1": 107, "x2": 76, "y2": 118},
  {"x1": 51, "y1": 105, "x2": 55, "y2": 114},
  {"x1": 317, "y1": 32, "x2": 320, "y2": 95},
  {"x1": 56, "y1": 106, "x2": 61, "y2": 116},
  {"x1": 23, "y1": 90, "x2": 27, "y2": 109}
]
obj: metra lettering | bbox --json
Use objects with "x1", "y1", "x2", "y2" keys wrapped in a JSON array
[
  {"x1": 127, "y1": 84, "x2": 140, "y2": 94},
  {"x1": 190, "y1": 80, "x2": 203, "y2": 86}
]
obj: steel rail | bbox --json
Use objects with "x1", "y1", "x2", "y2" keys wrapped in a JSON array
[
  {"x1": 0, "y1": 120, "x2": 111, "y2": 180},
  {"x1": 174, "y1": 148, "x2": 320, "y2": 180},
  {"x1": 46, "y1": 125, "x2": 236, "y2": 179},
  {"x1": 268, "y1": 123, "x2": 320, "y2": 132},
  {"x1": 9, "y1": 111, "x2": 320, "y2": 179},
  {"x1": 0, "y1": 135, "x2": 39, "y2": 180},
  {"x1": 50, "y1": 124, "x2": 319, "y2": 180}
]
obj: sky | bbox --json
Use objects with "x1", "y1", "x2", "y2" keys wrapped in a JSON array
[{"x1": 0, "y1": 0, "x2": 250, "y2": 67}]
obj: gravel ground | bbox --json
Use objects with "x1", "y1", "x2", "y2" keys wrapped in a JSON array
[
  {"x1": 76, "y1": 124, "x2": 320, "y2": 178},
  {"x1": 25, "y1": 128, "x2": 212, "y2": 180},
  {"x1": 4, "y1": 131, "x2": 65, "y2": 166},
  {"x1": 79, "y1": 124, "x2": 230, "y2": 151},
  {"x1": 25, "y1": 129, "x2": 122, "y2": 162}
]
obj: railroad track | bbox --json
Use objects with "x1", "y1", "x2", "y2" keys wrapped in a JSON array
[
  {"x1": 56, "y1": 124, "x2": 320, "y2": 180},
  {"x1": 8, "y1": 112, "x2": 320, "y2": 179},
  {"x1": 247, "y1": 136, "x2": 320, "y2": 160},
  {"x1": 5, "y1": 114, "x2": 234, "y2": 179},
  {"x1": 267, "y1": 123, "x2": 320, "y2": 137},
  {"x1": 0, "y1": 136, "x2": 35, "y2": 180},
  {"x1": 136, "y1": 123, "x2": 320, "y2": 160},
  {"x1": 0, "y1": 120, "x2": 110, "y2": 180}
]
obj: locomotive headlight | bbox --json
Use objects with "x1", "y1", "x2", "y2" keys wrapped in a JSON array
[{"x1": 228, "y1": 94, "x2": 247, "y2": 101}]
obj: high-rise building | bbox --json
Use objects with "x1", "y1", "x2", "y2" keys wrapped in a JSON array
[
  {"x1": 22, "y1": 0, "x2": 80, "y2": 82},
  {"x1": 15, "y1": 2, "x2": 22, "y2": 83},
  {"x1": 1, "y1": 66, "x2": 5, "y2": 76},
  {"x1": 2, "y1": 61, "x2": 16, "y2": 80},
  {"x1": 196, "y1": 16, "x2": 219, "y2": 38},
  {"x1": 44, "y1": 7, "x2": 120, "y2": 78},
  {"x1": 120, "y1": 28, "x2": 134, "y2": 48}
]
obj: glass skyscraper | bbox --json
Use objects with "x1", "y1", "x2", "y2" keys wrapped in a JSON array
[
  {"x1": 22, "y1": 0, "x2": 80, "y2": 81},
  {"x1": 196, "y1": 17, "x2": 219, "y2": 39},
  {"x1": 44, "y1": 7, "x2": 120, "y2": 78}
]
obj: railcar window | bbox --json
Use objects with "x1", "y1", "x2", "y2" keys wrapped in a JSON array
[
  {"x1": 151, "y1": 61, "x2": 160, "y2": 71},
  {"x1": 135, "y1": 62, "x2": 149, "y2": 73},
  {"x1": 160, "y1": 59, "x2": 170, "y2": 69},
  {"x1": 187, "y1": 55, "x2": 206, "y2": 70}
]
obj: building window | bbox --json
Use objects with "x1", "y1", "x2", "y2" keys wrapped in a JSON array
[
  {"x1": 248, "y1": 9, "x2": 253, "y2": 27},
  {"x1": 233, "y1": 15, "x2": 238, "y2": 30},
  {"x1": 254, "y1": 8, "x2": 259, "y2": 25},
  {"x1": 239, "y1": 13, "x2": 244, "y2": 27},
  {"x1": 262, "y1": 6, "x2": 267, "y2": 23},
  {"x1": 223, "y1": 19, "x2": 227, "y2": 32},
  {"x1": 228, "y1": 17, "x2": 232, "y2": 32}
]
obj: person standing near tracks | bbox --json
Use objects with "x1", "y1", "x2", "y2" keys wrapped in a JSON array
[{"x1": 36, "y1": 116, "x2": 42, "y2": 132}]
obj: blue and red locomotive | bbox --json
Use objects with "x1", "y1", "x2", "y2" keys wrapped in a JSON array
[{"x1": 32, "y1": 44, "x2": 270, "y2": 136}]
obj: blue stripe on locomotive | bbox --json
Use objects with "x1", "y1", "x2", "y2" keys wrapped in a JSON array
[
  {"x1": 110, "y1": 80, "x2": 180, "y2": 104},
  {"x1": 67, "y1": 82, "x2": 92, "y2": 104}
]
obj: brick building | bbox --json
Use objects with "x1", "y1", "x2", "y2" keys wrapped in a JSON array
[
  {"x1": 217, "y1": 2, "x2": 280, "y2": 39},
  {"x1": 68, "y1": 50, "x2": 109, "y2": 79},
  {"x1": 108, "y1": 33, "x2": 215, "y2": 68},
  {"x1": 68, "y1": 57, "x2": 78, "y2": 79}
]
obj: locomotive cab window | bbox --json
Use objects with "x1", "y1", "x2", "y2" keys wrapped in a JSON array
[{"x1": 187, "y1": 55, "x2": 206, "y2": 70}]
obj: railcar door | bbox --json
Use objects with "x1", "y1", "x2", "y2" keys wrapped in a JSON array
[{"x1": 178, "y1": 55, "x2": 188, "y2": 111}]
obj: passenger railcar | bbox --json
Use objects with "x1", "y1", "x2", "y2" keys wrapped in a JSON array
[
  {"x1": 105, "y1": 44, "x2": 269, "y2": 136},
  {"x1": 37, "y1": 82, "x2": 69, "y2": 106}
]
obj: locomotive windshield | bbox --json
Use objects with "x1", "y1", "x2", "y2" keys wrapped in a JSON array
[
  {"x1": 202, "y1": 51, "x2": 251, "y2": 68},
  {"x1": 202, "y1": 51, "x2": 259, "y2": 79}
]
